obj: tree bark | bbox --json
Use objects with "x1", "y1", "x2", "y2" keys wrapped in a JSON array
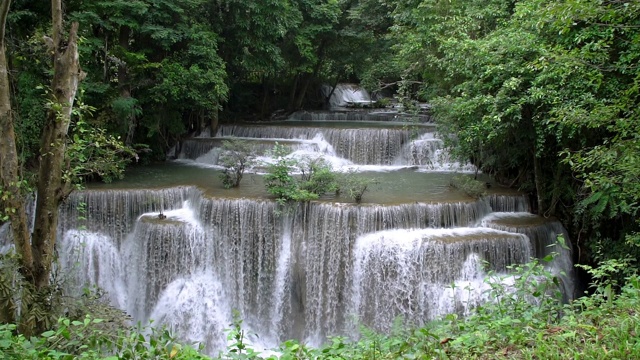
[
  {"x1": 0, "y1": 0, "x2": 23, "y2": 325},
  {"x1": 118, "y1": 25, "x2": 136, "y2": 145},
  {"x1": 32, "y1": 0, "x2": 82, "y2": 288},
  {"x1": 210, "y1": 101, "x2": 219, "y2": 134},
  {"x1": 532, "y1": 144, "x2": 545, "y2": 215},
  {"x1": 1, "y1": 0, "x2": 34, "y2": 277},
  {"x1": 288, "y1": 73, "x2": 299, "y2": 111},
  {"x1": 1, "y1": 0, "x2": 82, "y2": 334}
]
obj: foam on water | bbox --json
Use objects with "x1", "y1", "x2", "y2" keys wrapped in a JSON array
[
  {"x1": 21, "y1": 106, "x2": 576, "y2": 354},
  {"x1": 149, "y1": 272, "x2": 231, "y2": 353},
  {"x1": 347, "y1": 227, "x2": 532, "y2": 332},
  {"x1": 59, "y1": 230, "x2": 127, "y2": 309}
]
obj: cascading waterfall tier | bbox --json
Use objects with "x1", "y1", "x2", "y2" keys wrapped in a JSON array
[
  {"x1": 348, "y1": 228, "x2": 532, "y2": 333},
  {"x1": 58, "y1": 187, "x2": 198, "y2": 245},
  {"x1": 290, "y1": 110, "x2": 432, "y2": 123},
  {"x1": 177, "y1": 138, "x2": 322, "y2": 162},
  {"x1": 50, "y1": 187, "x2": 574, "y2": 352},
  {"x1": 216, "y1": 124, "x2": 424, "y2": 165},
  {"x1": 0, "y1": 106, "x2": 574, "y2": 354},
  {"x1": 481, "y1": 212, "x2": 575, "y2": 299}
]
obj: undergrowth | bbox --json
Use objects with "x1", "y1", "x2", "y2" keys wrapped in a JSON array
[{"x1": 1, "y1": 259, "x2": 639, "y2": 359}]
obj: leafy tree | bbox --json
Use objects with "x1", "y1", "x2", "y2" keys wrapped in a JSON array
[
  {"x1": 264, "y1": 144, "x2": 339, "y2": 204},
  {"x1": 337, "y1": 170, "x2": 375, "y2": 204},
  {"x1": 218, "y1": 138, "x2": 253, "y2": 188},
  {"x1": 383, "y1": 0, "x2": 640, "y2": 271},
  {"x1": 0, "y1": 0, "x2": 133, "y2": 335}
]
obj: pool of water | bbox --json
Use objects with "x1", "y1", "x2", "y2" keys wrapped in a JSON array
[{"x1": 89, "y1": 162, "x2": 492, "y2": 204}]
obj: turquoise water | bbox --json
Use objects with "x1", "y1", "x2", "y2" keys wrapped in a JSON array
[{"x1": 90, "y1": 162, "x2": 480, "y2": 204}]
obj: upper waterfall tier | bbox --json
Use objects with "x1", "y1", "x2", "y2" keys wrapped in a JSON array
[
  {"x1": 216, "y1": 123, "x2": 422, "y2": 165},
  {"x1": 289, "y1": 110, "x2": 432, "y2": 123},
  {"x1": 179, "y1": 122, "x2": 471, "y2": 170}
]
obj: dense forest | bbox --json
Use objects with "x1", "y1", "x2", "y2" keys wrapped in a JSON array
[{"x1": 1, "y1": 0, "x2": 640, "y2": 357}]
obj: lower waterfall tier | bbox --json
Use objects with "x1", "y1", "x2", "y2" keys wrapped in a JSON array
[{"x1": 52, "y1": 188, "x2": 573, "y2": 353}]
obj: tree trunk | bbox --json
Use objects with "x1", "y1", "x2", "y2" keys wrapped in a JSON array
[
  {"x1": 293, "y1": 42, "x2": 326, "y2": 110},
  {"x1": 293, "y1": 74, "x2": 310, "y2": 110},
  {"x1": 532, "y1": 145, "x2": 545, "y2": 216},
  {"x1": 0, "y1": 0, "x2": 33, "y2": 275},
  {"x1": 0, "y1": 0, "x2": 24, "y2": 324},
  {"x1": 118, "y1": 25, "x2": 136, "y2": 145},
  {"x1": 210, "y1": 101, "x2": 219, "y2": 134},
  {"x1": 324, "y1": 79, "x2": 339, "y2": 109},
  {"x1": 31, "y1": 0, "x2": 82, "y2": 335},
  {"x1": 1, "y1": 0, "x2": 82, "y2": 334},
  {"x1": 288, "y1": 73, "x2": 299, "y2": 111}
]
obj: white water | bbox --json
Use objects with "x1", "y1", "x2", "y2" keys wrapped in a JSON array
[
  {"x1": 178, "y1": 123, "x2": 474, "y2": 172},
  {"x1": 0, "y1": 108, "x2": 575, "y2": 355},
  {"x1": 50, "y1": 190, "x2": 574, "y2": 353},
  {"x1": 322, "y1": 84, "x2": 373, "y2": 108}
]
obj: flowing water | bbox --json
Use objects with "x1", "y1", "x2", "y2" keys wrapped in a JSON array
[{"x1": 2, "y1": 106, "x2": 574, "y2": 354}]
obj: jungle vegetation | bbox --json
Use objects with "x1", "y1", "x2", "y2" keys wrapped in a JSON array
[{"x1": 0, "y1": 0, "x2": 639, "y2": 357}]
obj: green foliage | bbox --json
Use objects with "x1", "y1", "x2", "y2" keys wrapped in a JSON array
[
  {"x1": 264, "y1": 144, "x2": 339, "y2": 205},
  {"x1": 14, "y1": 72, "x2": 48, "y2": 166},
  {"x1": 373, "y1": 97, "x2": 391, "y2": 108},
  {"x1": 210, "y1": 258, "x2": 640, "y2": 359},
  {"x1": 223, "y1": 310, "x2": 262, "y2": 360},
  {"x1": 263, "y1": 144, "x2": 314, "y2": 204},
  {"x1": 375, "y1": 0, "x2": 640, "y2": 273},
  {"x1": 0, "y1": 318, "x2": 211, "y2": 360},
  {"x1": 449, "y1": 174, "x2": 487, "y2": 199},
  {"x1": 0, "y1": 256, "x2": 638, "y2": 360},
  {"x1": 218, "y1": 138, "x2": 253, "y2": 188},
  {"x1": 299, "y1": 158, "x2": 338, "y2": 195},
  {"x1": 0, "y1": 181, "x2": 31, "y2": 222},
  {"x1": 337, "y1": 170, "x2": 375, "y2": 204},
  {"x1": 65, "y1": 105, "x2": 137, "y2": 185},
  {"x1": 111, "y1": 97, "x2": 142, "y2": 125}
]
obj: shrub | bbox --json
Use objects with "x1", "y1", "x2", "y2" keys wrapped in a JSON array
[
  {"x1": 218, "y1": 138, "x2": 253, "y2": 188},
  {"x1": 449, "y1": 174, "x2": 486, "y2": 198},
  {"x1": 374, "y1": 97, "x2": 392, "y2": 108},
  {"x1": 264, "y1": 145, "x2": 338, "y2": 204},
  {"x1": 299, "y1": 158, "x2": 339, "y2": 195},
  {"x1": 338, "y1": 171, "x2": 376, "y2": 204},
  {"x1": 0, "y1": 317, "x2": 211, "y2": 360}
]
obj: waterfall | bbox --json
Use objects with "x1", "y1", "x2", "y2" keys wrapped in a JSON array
[
  {"x1": 49, "y1": 187, "x2": 574, "y2": 351},
  {"x1": 0, "y1": 105, "x2": 573, "y2": 354},
  {"x1": 59, "y1": 230, "x2": 127, "y2": 309},
  {"x1": 215, "y1": 125, "x2": 429, "y2": 165},
  {"x1": 322, "y1": 84, "x2": 373, "y2": 108},
  {"x1": 290, "y1": 110, "x2": 432, "y2": 123},
  {"x1": 348, "y1": 228, "x2": 532, "y2": 332},
  {"x1": 481, "y1": 212, "x2": 575, "y2": 299},
  {"x1": 59, "y1": 187, "x2": 197, "y2": 245},
  {"x1": 486, "y1": 194, "x2": 532, "y2": 212},
  {"x1": 149, "y1": 272, "x2": 231, "y2": 354}
]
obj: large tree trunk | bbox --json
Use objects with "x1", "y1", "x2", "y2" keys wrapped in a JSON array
[
  {"x1": 30, "y1": 0, "x2": 82, "y2": 335},
  {"x1": 1, "y1": 0, "x2": 82, "y2": 334},
  {"x1": 32, "y1": 0, "x2": 82, "y2": 288},
  {"x1": 0, "y1": 0, "x2": 27, "y2": 325}
]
